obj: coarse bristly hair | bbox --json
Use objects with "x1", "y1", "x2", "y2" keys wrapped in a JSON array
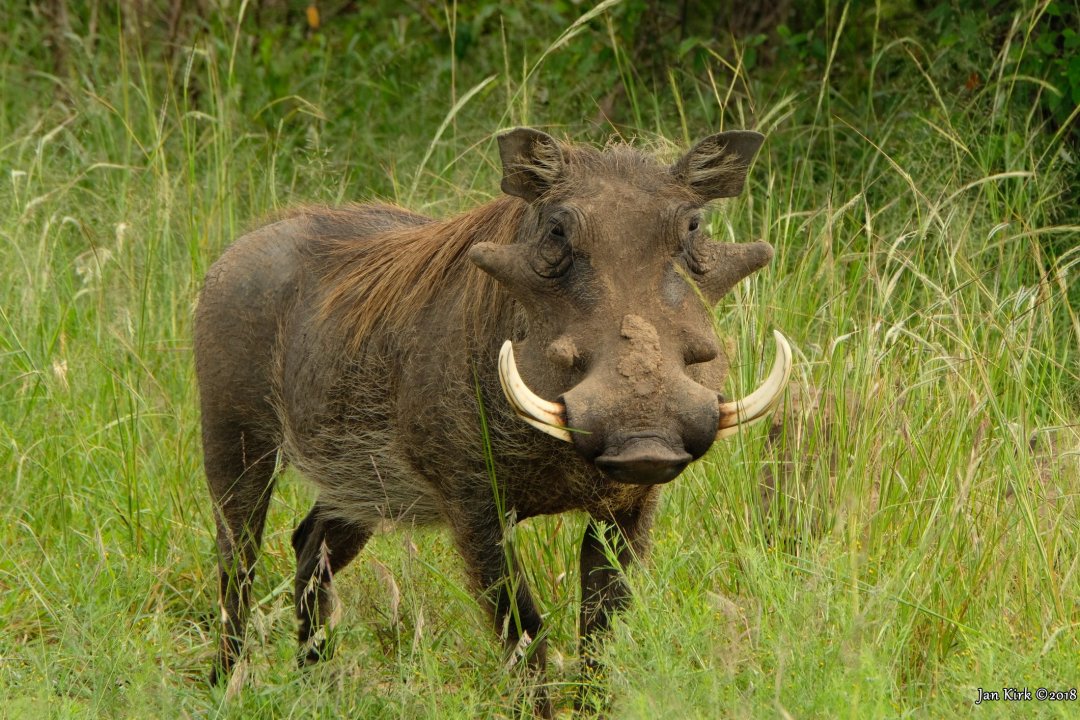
[
  {"x1": 541, "y1": 138, "x2": 713, "y2": 210},
  {"x1": 308, "y1": 196, "x2": 528, "y2": 355}
]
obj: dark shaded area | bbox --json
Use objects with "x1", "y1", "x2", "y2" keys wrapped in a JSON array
[
  {"x1": 28, "y1": 1, "x2": 1078, "y2": 135},
  {"x1": 24, "y1": 1, "x2": 1077, "y2": 224}
]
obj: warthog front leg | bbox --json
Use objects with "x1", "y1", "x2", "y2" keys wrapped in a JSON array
[
  {"x1": 292, "y1": 503, "x2": 371, "y2": 666},
  {"x1": 577, "y1": 495, "x2": 656, "y2": 695},
  {"x1": 449, "y1": 505, "x2": 552, "y2": 718}
]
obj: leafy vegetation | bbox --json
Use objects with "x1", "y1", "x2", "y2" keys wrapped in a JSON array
[{"x1": 1, "y1": 1, "x2": 1076, "y2": 718}]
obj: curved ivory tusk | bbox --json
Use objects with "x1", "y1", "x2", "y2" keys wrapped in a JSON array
[
  {"x1": 716, "y1": 330, "x2": 793, "y2": 440},
  {"x1": 497, "y1": 340, "x2": 572, "y2": 443}
]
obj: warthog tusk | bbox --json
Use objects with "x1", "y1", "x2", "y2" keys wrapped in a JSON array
[
  {"x1": 497, "y1": 340, "x2": 572, "y2": 443},
  {"x1": 716, "y1": 330, "x2": 792, "y2": 439}
]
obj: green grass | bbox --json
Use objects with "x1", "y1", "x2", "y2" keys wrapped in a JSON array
[{"x1": 1, "y1": 2, "x2": 1077, "y2": 718}]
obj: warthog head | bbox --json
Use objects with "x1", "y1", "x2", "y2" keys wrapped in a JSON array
[{"x1": 470, "y1": 128, "x2": 790, "y2": 485}]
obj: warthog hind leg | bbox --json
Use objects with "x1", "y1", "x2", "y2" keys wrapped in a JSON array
[
  {"x1": 292, "y1": 503, "x2": 372, "y2": 666},
  {"x1": 205, "y1": 423, "x2": 280, "y2": 686}
]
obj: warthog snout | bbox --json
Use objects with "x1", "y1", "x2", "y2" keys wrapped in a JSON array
[{"x1": 557, "y1": 312, "x2": 724, "y2": 484}]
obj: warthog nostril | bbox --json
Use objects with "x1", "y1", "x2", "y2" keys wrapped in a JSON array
[{"x1": 594, "y1": 437, "x2": 692, "y2": 485}]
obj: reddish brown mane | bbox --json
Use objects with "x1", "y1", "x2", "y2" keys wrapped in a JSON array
[{"x1": 311, "y1": 196, "x2": 526, "y2": 354}]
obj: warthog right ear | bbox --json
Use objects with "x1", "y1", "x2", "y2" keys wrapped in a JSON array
[
  {"x1": 497, "y1": 128, "x2": 564, "y2": 202},
  {"x1": 672, "y1": 130, "x2": 765, "y2": 200}
]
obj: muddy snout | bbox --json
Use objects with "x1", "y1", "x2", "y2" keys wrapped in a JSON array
[{"x1": 563, "y1": 373, "x2": 720, "y2": 486}]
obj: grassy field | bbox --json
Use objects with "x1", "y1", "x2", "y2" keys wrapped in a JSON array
[{"x1": 1, "y1": 2, "x2": 1077, "y2": 718}]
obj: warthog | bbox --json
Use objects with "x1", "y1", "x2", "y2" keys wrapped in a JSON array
[{"x1": 196, "y1": 127, "x2": 791, "y2": 711}]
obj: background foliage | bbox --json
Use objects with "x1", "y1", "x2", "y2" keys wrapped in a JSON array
[{"x1": 1, "y1": 1, "x2": 1077, "y2": 718}]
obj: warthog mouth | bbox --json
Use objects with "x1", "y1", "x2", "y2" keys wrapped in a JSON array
[
  {"x1": 593, "y1": 435, "x2": 692, "y2": 485},
  {"x1": 496, "y1": 331, "x2": 793, "y2": 468}
]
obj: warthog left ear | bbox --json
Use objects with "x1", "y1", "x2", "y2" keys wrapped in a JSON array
[
  {"x1": 672, "y1": 130, "x2": 765, "y2": 200},
  {"x1": 497, "y1": 128, "x2": 564, "y2": 202}
]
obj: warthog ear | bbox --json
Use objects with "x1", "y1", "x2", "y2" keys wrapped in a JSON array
[
  {"x1": 672, "y1": 130, "x2": 765, "y2": 200},
  {"x1": 497, "y1": 128, "x2": 564, "y2": 202}
]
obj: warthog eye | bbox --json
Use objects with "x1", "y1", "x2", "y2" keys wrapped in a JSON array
[
  {"x1": 531, "y1": 219, "x2": 573, "y2": 278},
  {"x1": 678, "y1": 212, "x2": 710, "y2": 271}
]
